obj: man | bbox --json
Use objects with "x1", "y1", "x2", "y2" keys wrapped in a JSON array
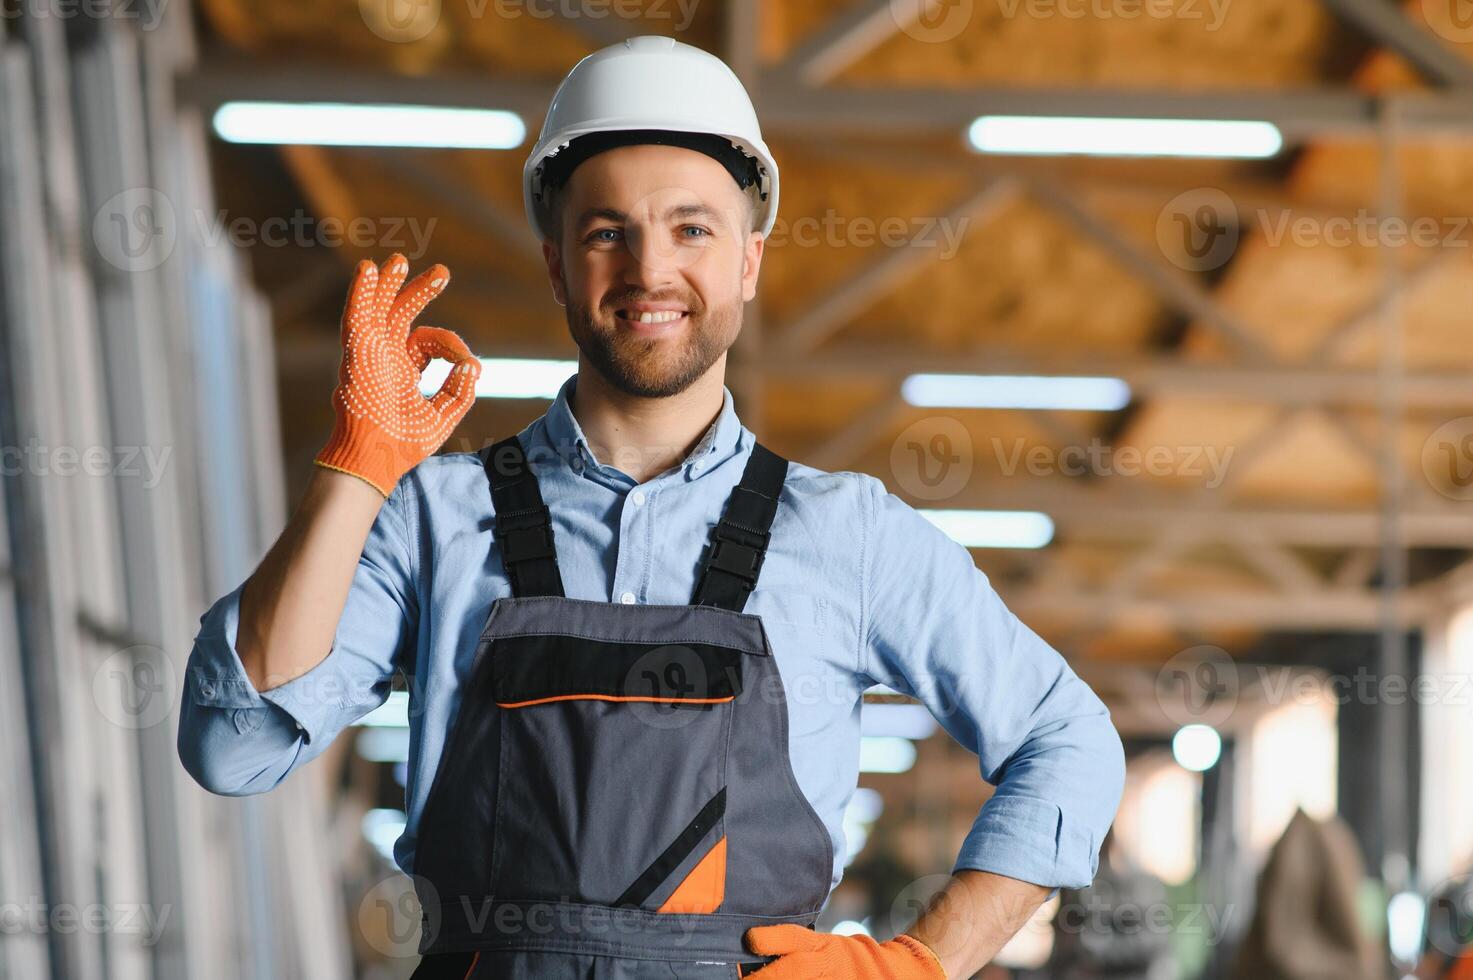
[{"x1": 179, "y1": 36, "x2": 1125, "y2": 979}]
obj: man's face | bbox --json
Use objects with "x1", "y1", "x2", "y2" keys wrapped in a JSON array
[{"x1": 543, "y1": 143, "x2": 764, "y2": 399}]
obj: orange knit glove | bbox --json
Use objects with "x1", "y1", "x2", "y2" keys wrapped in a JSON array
[
  {"x1": 314, "y1": 253, "x2": 481, "y2": 497},
  {"x1": 743, "y1": 924, "x2": 948, "y2": 979}
]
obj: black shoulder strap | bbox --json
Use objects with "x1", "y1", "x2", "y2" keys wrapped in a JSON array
[
  {"x1": 692, "y1": 442, "x2": 788, "y2": 612},
  {"x1": 484, "y1": 435, "x2": 565, "y2": 598}
]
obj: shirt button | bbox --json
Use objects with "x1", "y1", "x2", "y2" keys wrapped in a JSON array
[
  {"x1": 630, "y1": 490, "x2": 646, "y2": 507},
  {"x1": 620, "y1": 592, "x2": 636, "y2": 605},
  {"x1": 200, "y1": 682, "x2": 216, "y2": 698},
  {"x1": 295, "y1": 721, "x2": 305, "y2": 732}
]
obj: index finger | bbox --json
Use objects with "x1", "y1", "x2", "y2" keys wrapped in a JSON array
[{"x1": 387, "y1": 264, "x2": 450, "y2": 348}]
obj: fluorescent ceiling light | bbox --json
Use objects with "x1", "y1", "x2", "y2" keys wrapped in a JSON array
[
  {"x1": 919, "y1": 509, "x2": 1055, "y2": 549},
  {"x1": 419, "y1": 357, "x2": 577, "y2": 399},
  {"x1": 968, "y1": 115, "x2": 1283, "y2": 159},
  {"x1": 902, "y1": 373, "x2": 1131, "y2": 411},
  {"x1": 355, "y1": 727, "x2": 410, "y2": 763},
  {"x1": 860, "y1": 703, "x2": 938, "y2": 740},
  {"x1": 212, "y1": 101, "x2": 526, "y2": 149},
  {"x1": 354, "y1": 690, "x2": 409, "y2": 728},
  {"x1": 858, "y1": 736, "x2": 916, "y2": 774},
  {"x1": 360, "y1": 808, "x2": 407, "y2": 864}
]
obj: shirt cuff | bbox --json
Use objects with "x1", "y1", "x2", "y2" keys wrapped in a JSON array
[
  {"x1": 951, "y1": 793, "x2": 1100, "y2": 900},
  {"x1": 187, "y1": 581, "x2": 344, "y2": 746}
]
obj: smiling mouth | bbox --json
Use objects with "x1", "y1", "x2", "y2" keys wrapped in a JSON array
[{"x1": 616, "y1": 309, "x2": 689, "y2": 324}]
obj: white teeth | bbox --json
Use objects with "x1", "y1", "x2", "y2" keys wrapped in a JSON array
[{"x1": 632, "y1": 311, "x2": 683, "y2": 323}]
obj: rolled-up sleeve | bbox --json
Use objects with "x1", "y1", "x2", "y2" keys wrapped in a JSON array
[
  {"x1": 859, "y1": 476, "x2": 1124, "y2": 894},
  {"x1": 177, "y1": 479, "x2": 418, "y2": 796}
]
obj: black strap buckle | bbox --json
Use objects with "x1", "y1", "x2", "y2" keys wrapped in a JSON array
[
  {"x1": 706, "y1": 526, "x2": 768, "y2": 590},
  {"x1": 496, "y1": 505, "x2": 556, "y2": 564}
]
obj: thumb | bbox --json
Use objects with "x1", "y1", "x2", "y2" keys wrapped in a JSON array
[
  {"x1": 406, "y1": 324, "x2": 474, "y2": 374},
  {"x1": 744, "y1": 924, "x2": 824, "y2": 956},
  {"x1": 428, "y1": 357, "x2": 481, "y2": 423}
]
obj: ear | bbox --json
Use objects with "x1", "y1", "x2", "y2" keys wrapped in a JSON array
[
  {"x1": 544, "y1": 239, "x2": 567, "y2": 307},
  {"x1": 740, "y1": 231, "x2": 764, "y2": 304}
]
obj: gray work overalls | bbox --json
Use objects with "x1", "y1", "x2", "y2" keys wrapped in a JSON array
[{"x1": 407, "y1": 434, "x2": 834, "y2": 979}]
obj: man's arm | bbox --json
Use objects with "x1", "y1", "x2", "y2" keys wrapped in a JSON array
[
  {"x1": 176, "y1": 470, "x2": 418, "y2": 796},
  {"x1": 177, "y1": 255, "x2": 476, "y2": 796},
  {"x1": 909, "y1": 870, "x2": 1051, "y2": 977},
  {"x1": 860, "y1": 475, "x2": 1127, "y2": 968},
  {"x1": 237, "y1": 468, "x2": 386, "y2": 692}
]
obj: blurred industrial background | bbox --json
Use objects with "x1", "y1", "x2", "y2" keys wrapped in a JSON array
[{"x1": 5, "y1": 0, "x2": 1473, "y2": 977}]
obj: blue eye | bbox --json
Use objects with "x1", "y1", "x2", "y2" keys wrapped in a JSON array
[
  {"x1": 590, "y1": 228, "x2": 622, "y2": 242},
  {"x1": 683, "y1": 226, "x2": 711, "y2": 238}
]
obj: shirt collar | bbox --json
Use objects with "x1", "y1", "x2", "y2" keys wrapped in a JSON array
[{"x1": 541, "y1": 372, "x2": 746, "y2": 482}]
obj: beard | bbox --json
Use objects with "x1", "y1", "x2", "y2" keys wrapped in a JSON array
[{"x1": 564, "y1": 283, "x2": 741, "y2": 399}]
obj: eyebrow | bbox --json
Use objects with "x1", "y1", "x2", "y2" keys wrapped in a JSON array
[{"x1": 574, "y1": 203, "x2": 725, "y2": 230}]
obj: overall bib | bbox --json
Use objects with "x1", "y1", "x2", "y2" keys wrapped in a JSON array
[{"x1": 408, "y1": 435, "x2": 835, "y2": 979}]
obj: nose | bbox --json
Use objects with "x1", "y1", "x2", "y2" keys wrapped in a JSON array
[{"x1": 621, "y1": 224, "x2": 681, "y2": 291}]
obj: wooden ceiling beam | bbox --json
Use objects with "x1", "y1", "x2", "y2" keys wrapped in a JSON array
[
  {"x1": 735, "y1": 347, "x2": 1473, "y2": 408},
  {"x1": 772, "y1": 179, "x2": 1021, "y2": 355},
  {"x1": 1003, "y1": 585, "x2": 1429, "y2": 631},
  {"x1": 768, "y1": 0, "x2": 915, "y2": 87},
  {"x1": 1316, "y1": 0, "x2": 1473, "y2": 88},
  {"x1": 179, "y1": 65, "x2": 1473, "y2": 137}
]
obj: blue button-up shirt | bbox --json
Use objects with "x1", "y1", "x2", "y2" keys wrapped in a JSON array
[{"x1": 178, "y1": 373, "x2": 1125, "y2": 899}]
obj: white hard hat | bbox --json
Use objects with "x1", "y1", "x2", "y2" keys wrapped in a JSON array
[{"x1": 523, "y1": 35, "x2": 779, "y2": 243}]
